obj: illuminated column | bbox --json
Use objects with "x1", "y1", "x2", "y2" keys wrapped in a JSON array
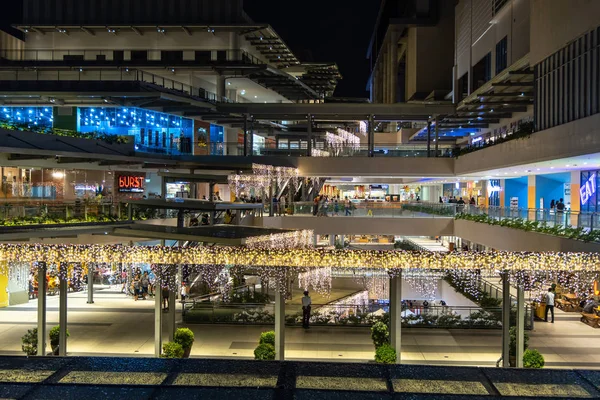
[
  {"x1": 434, "y1": 116, "x2": 439, "y2": 157},
  {"x1": 154, "y1": 268, "x2": 162, "y2": 357},
  {"x1": 389, "y1": 271, "x2": 402, "y2": 363},
  {"x1": 515, "y1": 285, "x2": 525, "y2": 368},
  {"x1": 570, "y1": 171, "x2": 580, "y2": 227},
  {"x1": 501, "y1": 272, "x2": 510, "y2": 367},
  {"x1": 87, "y1": 263, "x2": 94, "y2": 304},
  {"x1": 426, "y1": 119, "x2": 432, "y2": 158},
  {"x1": 527, "y1": 175, "x2": 537, "y2": 221},
  {"x1": 500, "y1": 179, "x2": 506, "y2": 208},
  {"x1": 307, "y1": 114, "x2": 313, "y2": 157},
  {"x1": 58, "y1": 264, "x2": 68, "y2": 356},
  {"x1": 37, "y1": 262, "x2": 47, "y2": 356},
  {"x1": 274, "y1": 284, "x2": 285, "y2": 360}
]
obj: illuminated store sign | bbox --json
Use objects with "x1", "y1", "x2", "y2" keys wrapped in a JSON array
[
  {"x1": 580, "y1": 173, "x2": 596, "y2": 205},
  {"x1": 118, "y1": 175, "x2": 144, "y2": 193}
]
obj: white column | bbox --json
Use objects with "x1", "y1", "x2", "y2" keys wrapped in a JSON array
[
  {"x1": 86, "y1": 263, "x2": 94, "y2": 304},
  {"x1": 390, "y1": 272, "x2": 402, "y2": 363},
  {"x1": 329, "y1": 235, "x2": 335, "y2": 246},
  {"x1": 154, "y1": 268, "x2": 162, "y2": 357},
  {"x1": 274, "y1": 285, "x2": 285, "y2": 360},
  {"x1": 216, "y1": 75, "x2": 226, "y2": 100},
  {"x1": 168, "y1": 266, "x2": 177, "y2": 341},
  {"x1": 58, "y1": 268, "x2": 68, "y2": 356},
  {"x1": 516, "y1": 286, "x2": 525, "y2": 368},
  {"x1": 37, "y1": 263, "x2": 47, "y2": 356},
  {"x1": 501, "y1": 272, "x2": 510, "y2": 367}
]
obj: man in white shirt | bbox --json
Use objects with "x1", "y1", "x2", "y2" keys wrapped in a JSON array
[
  {"x1": 545, "y1": 288, "x2": 555, "y2": 323},
  {"x1": 302, "y1": 290, "x2": 312, "y2": 329}
]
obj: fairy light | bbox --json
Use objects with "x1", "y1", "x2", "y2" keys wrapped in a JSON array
[
  {"x1": 2, "y1": 246, "x2": 600, "y2": 295},
  {"x1": 246, "y1": 230, "x2": 313, "y2": 249},
  {"x1": 227, "y1": 163, "x2": 299, "y2": 198}
]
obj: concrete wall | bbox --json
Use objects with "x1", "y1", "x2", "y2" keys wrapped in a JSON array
[
  {"x1": 455, "y1": 219, "x2": 600, "y2": 252},
  {"x1": 258, "y1": 216, "x2": 454, "y2": 236},
  {"x1": 296, "y1": 156, "x2": 455, "y2": 177},
  {"x1": 529, "y1": 0, "x2": 600, "y2": 65},
  {"x1": 455, "y1": 113, "x2": 600, "y2": 174}
]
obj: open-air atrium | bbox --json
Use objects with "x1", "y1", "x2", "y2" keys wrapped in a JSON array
[{"x1": 1, "y1": 0, "x2": 600, "y2": 399}]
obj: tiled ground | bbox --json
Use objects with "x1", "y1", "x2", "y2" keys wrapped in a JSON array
[{"x1": 0, "y1": 287, "x2": 599, "y2": 368}]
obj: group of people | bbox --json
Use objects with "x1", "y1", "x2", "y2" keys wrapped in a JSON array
[
  {"x1": 440, "y1": 196, "x2": 476, "y2": 206},
  {"x1": 549, "y1": 198, "x2": 566, "y2": 212},
  {"x1": 312, "y1": 195, "x2": 355, "y2": 217}
]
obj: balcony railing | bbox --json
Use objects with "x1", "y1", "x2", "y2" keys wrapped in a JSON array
[
  {"x1": 0, "y1": 49, "x2": 264, "y2": 66},
  {"x1": 191, "y1": 142, "x2": 453, "y2": 157}
]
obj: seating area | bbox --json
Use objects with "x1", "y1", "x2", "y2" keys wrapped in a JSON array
[{"x1": 580, "y1": 313, "x2": 600, "y2": 329}]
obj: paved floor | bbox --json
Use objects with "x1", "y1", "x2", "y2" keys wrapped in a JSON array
[{"x1": 0, "y1": 287, "x2": 599, "y2": 368}]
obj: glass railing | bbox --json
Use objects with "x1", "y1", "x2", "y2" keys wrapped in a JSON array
[
  {"x1": 182, "y1": 301, "x2": 532, "y2": 329},
  {"x1": 285, "y1": 201, "x2": 455, "y2": 218},
  {"x1": 0, "y1": 201, "x2": 147, "y2": 227},
  {"x1": 190, "y1": 142, "x2": 453, "y2": 157}
]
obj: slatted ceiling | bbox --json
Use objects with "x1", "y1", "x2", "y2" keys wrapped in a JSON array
[
  {"x1": 22, "y1": 0, "x2": 245, "y2": 25},
  {"x1": 471, "y1": 0, "x2": 492, "y2": 44},
  {"x1": 455, "y1": 0, "x2": 471, "y2": 69}
]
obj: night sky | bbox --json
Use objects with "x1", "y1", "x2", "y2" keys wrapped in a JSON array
[
  {"x1": 245, "y1": 0, "x2": 381, "y2": 98},
  {"x1": 0, "y1": 0, "x2": 381, "y2": 98}
]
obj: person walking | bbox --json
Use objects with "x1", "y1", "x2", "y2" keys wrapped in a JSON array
[
  {"x1": 313, "y1": 196, "x2": 319, "y2": 216},
  {"x1": 344, "y1": 197, "x2": 352, "y2": 216},
  {"x1": 162, "y1": 286, "x2": 170, "y2": 311},
  {"x1": 545, "y1": 287, "x2": 555, "y2": 323},
  {"x1": 140, "y1": 271, "x2": 150, "y2": 300},
  {"x1": 302, "y1": 290, "x2": 312, "y2": 329}
]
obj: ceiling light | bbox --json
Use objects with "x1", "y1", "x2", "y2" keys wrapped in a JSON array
[
  {"x1": 254, "y1": 95, "x2": 258, "y2": 98},
  {"x1": 240, "y1": 90, "x2": 246, "y2": 95},
  {"x1": 566, "y1": 164, "x2": 570, "y2": 167}
]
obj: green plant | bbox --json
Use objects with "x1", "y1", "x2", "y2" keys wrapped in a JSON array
[
  {"x1": 253, "y1": 343, "x2": 276, "y2": 360},
  {"x1": 259, "y1": 331, "x2": 275, "y2": 346},
  {"x1": 161, "y1": 342, "x2": 184, "y2": 358},
  {"x1": 523, "y1": 349, "x2": 545, "y2": 368},
  {"x1": 21, "y1": 328, "x2": 38, "y2": 356},
  {"x1": 370, "y1": 321, "x2": 389, "y2": 348},
  {"x1": 374, "y1": 344, "x2": 397, "y2": 364},
  {"x1": 509, "y1": 326, "x2": 529, "y2": 357},
  {"x1": 173, "y1": 328, "x2": 194, "y2": 350},
  {"x1": 49, "y1": 326, "x2": 69, "y2": 346}
]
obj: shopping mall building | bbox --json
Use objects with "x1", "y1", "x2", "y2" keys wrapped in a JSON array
[{"x1": 1, "y1": 0, "x2": 600, "y2": 386}]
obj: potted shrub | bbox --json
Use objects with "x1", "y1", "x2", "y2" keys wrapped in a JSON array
[
  {"x1": 161, "y1": 342, "x2": 184, "y2": 358},
  {"x1": 173, "y1": 328, "x2": 195, "y2": 358},
  {"x1": 370, "y1": 321, "x2": 389, "y2": 348},
  {"x1": 21, "y1": 328, "x2": 38, "y2": 356},
  {"x1": 254, "y1": 343, "x2": 276, "y2": 360},
  {"x1": 509, "y1": 326, "x2": 529, "y2": 367},
  {"x1": 375, "y1": 344, "x2": 397, "y2": 364},
  {"x1": 49, "y1": 326, "x2": 69, "y2": 356},
  {"x1": 523, "y1": 349, "x2": 545, "y2": 368},
  {"x1": 259, "y1": 331, "x2": 275, "y2": 346}
]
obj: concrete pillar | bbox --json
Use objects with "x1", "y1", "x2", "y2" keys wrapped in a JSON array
[
  {"x1": 339, "y1": 235, "x2": 345, "y2": 248},
  {"x1": 37, "y1": 262, "x2": 47, "y2": 356},
  {"x1": 307, "y1": 114, "x2": 313, "y2": 156},
  {"x1": 229, "y1": 32, "x2": 241, "y2": 60},
  {"x1": 249, "y1": 118, "x2": 255, "y2": 156},
  {"x1": 269, "y1": 182, "x2": 274, "y2": 217},
  {"x1": 516, "y1": 286, "x2": 525, "y2": 368},
  {"x1": 390, "y1": 272, "x2": 402, "y2": 363},
  {"x1": 368, "y1": 114, "x2": 375, "y2": 157},
  {"x1": 243, "y1": 116, "x2": 248, "y2": 156},
  {"x1": 274, "y1": 285, "x2": 285, "y2": 360},
  {"x1": 154, "y1": 267, "x2": 162, "y2": 357},
  {"x1": 209, "y1": 182, "x2": 216, "y2": 224},
  {"x1": 329, "y1": 235, "x2": 335, "y2": 246},
  {"x1": 127, "y1": 263, "x2": 133, "y2": 295},
  {"x1": 434, "y1": 116, "x2": 439, "y2": 157},
  {"x1": 58, "y1": 267, "x2": 68, "y2": 356},
  {"x1": 312, "y1": 233, "x2": 318, "y2": 247},
  {"x1": 216, "y1": 75, "x2": 226, "y2": 101},
  {"x1": 168, "y1": 266, "x2": 177, "y2": 341},
  {"x1": 501, "y1": 273, "x2": 510, "y2": 367},
  {"x1": 87, "y1": 263, "x2": 94, "y2": 304},
  {"x1": 426, "y1": 120, "x2": 432, "y2": 158},
  {"x1": 390, "y1": 36, "x2": 398, "y2": 104}
]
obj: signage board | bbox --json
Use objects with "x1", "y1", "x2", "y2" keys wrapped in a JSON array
[
  {"x1": 118, "y1": 175, "x2": 144, "y2": 193},
  {"x1": 580, "y1": 173, "x2": 596, "y2": 205}
]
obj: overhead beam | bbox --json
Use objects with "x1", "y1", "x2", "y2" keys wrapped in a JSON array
[
  {"x1": 509, "y1": 70, "x2": 534, "y2": 75},
  {"x1": 181, "y1": 26, "x2": 192, "y2": 36},
  {"x1": 478, "y1": 92, "x2": 533, "y2": 97},
  {"x1": 438, "y1": 123, "x2": 489, "y2": 129},
  {"x1": 57, "y1": 157, "x2": 97, "y2": 164},
  {"x1": 8, "y1": 154, "x2": 49, "y2": 161},
  {"x1": 80, "y1": 27, "x2": 95, "y2": 36},
  {"x1": 492, "y1": 82, "x2": 534, "y2": 87},
  {"x1": 130, "y1": 26, "x2": 143, "y2": 36}
]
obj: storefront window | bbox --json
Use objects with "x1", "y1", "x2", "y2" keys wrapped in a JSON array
[
  {"x1": 1, "y1": 107, "x2": 53, "y2": 129},
  {"x1": 580, "y1": 171, "x2": 599, "y2": 213},
  {"x1": 78, "y1": 107, "x2": 193, "y2": 155}
]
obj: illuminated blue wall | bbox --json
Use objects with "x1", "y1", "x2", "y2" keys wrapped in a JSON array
[
  {"x1": 504, "y1": 177, "x2": 528, "y2": 208},
  {"x1": 78, "y1": 107, "x2": 194, "y2": 154},
  {"x1": 1, "y1": 107, "x2": 54, "y2": 128},
  {"x1": 535, "y1": 172, "x2": 571, "y2": 209}
]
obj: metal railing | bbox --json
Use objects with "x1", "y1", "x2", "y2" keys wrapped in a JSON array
[
  {"x1": 181, "y1": 302, "x2": 532, "y2": 329},
  {"x1": 0, "y1": 48, "x2": 264, "y2": 66},
  {"x1": 284, "y1": 201, "x2": 455, "y2": 218}
]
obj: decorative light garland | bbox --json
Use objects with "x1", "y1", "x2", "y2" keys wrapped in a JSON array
[
  {"x1": 227, "y1": 164, "x2": 299, "y2": 198},
  {"x1": 246, "y1": 230, "x2": 314, "y2": 249}
]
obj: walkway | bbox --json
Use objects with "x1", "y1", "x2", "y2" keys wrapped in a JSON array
[{"x1": 0, "y1": 288, "x2": 599, "y2": 368}]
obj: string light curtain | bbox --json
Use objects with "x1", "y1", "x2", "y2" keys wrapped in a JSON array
[{"x1": 227, "y1": 163, "x2": 299, "y2": 198}]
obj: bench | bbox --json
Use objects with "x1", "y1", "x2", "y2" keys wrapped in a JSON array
[
  {"x1": 580, "y1": 313, "x2": 600, "y2": 328},
  {"x1": 556, "y1": 299, "x2": 578, "y2": 312}
]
